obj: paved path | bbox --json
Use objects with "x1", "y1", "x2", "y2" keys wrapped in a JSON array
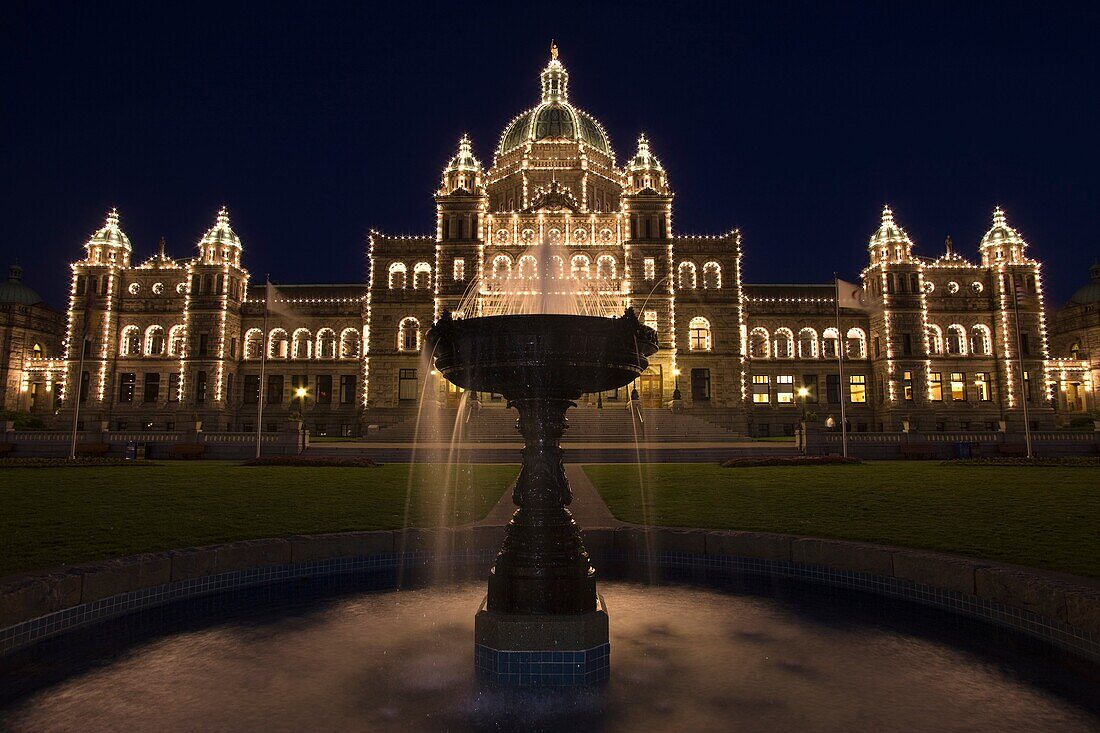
[{"x1": 475, "y1": 464, "x2": 624, "y2": 528}]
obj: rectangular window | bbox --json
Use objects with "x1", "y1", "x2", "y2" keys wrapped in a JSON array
[
  {"x1": 119, "y1": 373, "x2": 136, "y2": 403},
  {"x1": 752, "y1": 374, "x2": 770, "y2": 404},
  {"x1": 950, "y1": 372, "x2": 966, "y2": 401},
  {"x1": 803, "y1": 374, "x2": 818, "y2": 403},
  {"x1": 643, "y1": 310, "x2": 657, "y2": 333},
  {"x1": 1023, "y1": 370, "x2": 1033, "y2": 402},
  {"x1": 975, "y1": 372, "x2": 992, "y2": 401},
  {"x1": 199, "y1": 333, "x2": 209, "y2": 356},
  {"x1": 226, "y1": 373, "x2": 233, "y2": 403},
  {"x1": 1020, "y1": 333, "x2": 1030, "y2": 355},
  {"x1": 340, "y1": 375, "x2": 357, "y2": 404},
  {"x1": 873, "y1": 336, "x2": 880, "y2": 358},
  {"x1": 825, "y1": 374, "x2": 840, "y2": 404},
  {"x1": 453, "y1": 258, "x2": 465, "y2": 281},
  {"x1": 267, "y1": 375, "x2": 284, "y2": 404},
  {"x1": 776, "y1": 375, "x2": 795, "y2": 404},
  {"x1": 195, "y1": 371, "x2": 207, "y2": 403},
  {"x1": 143, "y1": 373, "x2": 160, "y2": 403},
  {"x1": 849, "y1": 375, "x2": 867, "y2": 403},
  {"x1": 244, "y1": 374, "x2": 260, "y2": 404},
  {"x1": 168, "y1": 373, "x2": 180, "y2": 402},
  {"x1": 690, "y1": 368, "x2": 711, "y2": 401},
  {"x1": 929, "y1": 372, "x2": 943, "y2": 401},
  {"x1": 643, "y1": 258, "x2": 656, "y2": 281},
  {"x1": 317, "y1": 374, "x2": 333, "y2": 404},
  {"x1": 80, "y1": 370, "x2": 90, "y2": 403},
  {"x1": 230, "y1": 337, "x2": 237, "y2": 358},
  {"x1": 399, "y1": 368, "x2": 418, "y2": 401},
  {"x1": 902, "y1": 370, "x2": 913, "y2": 401},
  {"x1": 902, "y1": 333, "x2": 912, "y2": 356}
]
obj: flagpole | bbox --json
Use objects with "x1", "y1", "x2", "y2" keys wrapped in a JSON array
[
  {"x1": 68, "y1": 337, "x2": 87, "y2": 460},
  {"x1": 1010, "y1": 273, "x2": 1033, "y2": 459},
  {"x1": 834, "y1": 274, "x2": 849, "y2": 458},
  {"x1": 255, "y1": 275, "x2": 269, "y2": 459}
]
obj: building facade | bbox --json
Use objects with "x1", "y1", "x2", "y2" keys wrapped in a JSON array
[
  {"x1": 0, "y1": 265, "x2": 65, "y2": 414},
  {"x1": 13, "y1": 47, "x2": 1093, "y2": 435}
]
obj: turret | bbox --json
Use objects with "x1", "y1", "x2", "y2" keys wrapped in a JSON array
[
  {"x1": 867, "y1": 205, "x2": 914, "y2": 265},
  {"x1": 83, "y1": 208, "x2": 132, "y2": 267},
  {"x1": 979, "y1": 207, "x2": 1028, "y2": 267},
  {"x1": 625, "y1": 134, "x2": 669, "y2": 195},
  {"x1": 198, "y1": 207, "x2": 243, "y2": 267},
  {"x1": 439, "y1": 134, "x2": 483, "y2": 196}
]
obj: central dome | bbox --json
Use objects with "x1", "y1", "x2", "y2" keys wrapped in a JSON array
[{"x1": 496, "y1": 47, "x2": 612, "y2": 157}]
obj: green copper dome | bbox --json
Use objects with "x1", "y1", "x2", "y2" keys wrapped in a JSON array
[
  {"x1": 497, "y1": 50, "x2": 611, "y2": 157},
  {"x1": 1069, "y1": 263, "x2": 1100, "y2": 305},
  {"x1": 0, "y1": 265, "x2": 43, "y2": 305}
]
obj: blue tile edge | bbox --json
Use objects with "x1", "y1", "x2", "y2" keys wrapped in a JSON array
[
  {"x1": 1, "y1": 548, "x2": 1097, "y2": 666},
  {"x1": 474, "y1": 643, "x2": 610, "y2": 686}
]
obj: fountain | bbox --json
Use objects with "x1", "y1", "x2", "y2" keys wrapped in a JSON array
[{"x1": 426, "y1": 307, "x2": 658, "y2": 685}]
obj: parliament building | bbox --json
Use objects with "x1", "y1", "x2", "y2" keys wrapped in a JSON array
[{"x1": 5, "y1": 48, "x2": 1095, "y2": 437}]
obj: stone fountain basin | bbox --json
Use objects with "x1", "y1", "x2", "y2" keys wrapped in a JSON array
[{"x1": 427, "y1": 313, "x2": 658, "y2": 400}]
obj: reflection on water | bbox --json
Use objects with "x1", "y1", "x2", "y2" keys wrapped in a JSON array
[{"x1": 1, "y1": 581, "x2": 1098, "y2": 732}]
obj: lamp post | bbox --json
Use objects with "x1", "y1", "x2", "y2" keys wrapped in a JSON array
[
  {"x1": 672, "y1": 367, "x2": 682, "y2": 401},
  {"x1": 798, "y1": 386, "x2": 809, "y2": 421}
]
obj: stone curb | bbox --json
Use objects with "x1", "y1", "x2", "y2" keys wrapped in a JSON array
[{"x1": 1, "y1": 527, "x2": 1098, "y2": 645}]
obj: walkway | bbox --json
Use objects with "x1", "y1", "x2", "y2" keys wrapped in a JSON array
[{"x1": 476, "y1": 464, "x2": 625, "y2": 528}]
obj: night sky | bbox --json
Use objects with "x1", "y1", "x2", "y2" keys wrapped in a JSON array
[{"x1": 3, "y1": 1, "x2": 1098, "y2": 309}]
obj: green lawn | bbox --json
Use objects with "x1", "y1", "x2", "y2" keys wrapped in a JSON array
[
  {"x1": 0, "y1": 463, "x2": 516, "y2": 577},
  {"x1": 584, "y1": 462, "x2": 1100, "y2": 578}
]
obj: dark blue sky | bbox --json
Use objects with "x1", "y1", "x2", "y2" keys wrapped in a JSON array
[{"x1": 3, "y1": 1, "x2": 1097, "y2": 308}]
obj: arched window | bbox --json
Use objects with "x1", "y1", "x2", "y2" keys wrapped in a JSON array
[
  {"x1": 168, "y1": 325, "x2": 187, "y2": 356},
  {"x1": 388, "y1": 262, "x2": 407, "y2": 289},
  {"x1": 703, "y1": 261, "x2": 721, "y2": 289},
  {"x1": 774, "y1": 328, "x2": 794, "y2": 359},
  {"x1": 292, "y1": 329, "x2": 312, "y2": 359},
  {"x1": 749, "y1": 327, "x2": 770, "y2": 359},
  {"x1": 120, "y1": 325, "x2": 141, "y2": 356},
  {"x1": 970, "y1": 324, "x2": 992, "y2": 356},
  {"x1": 145, "y1": 325, "x2": 165, "y2": 355},
  {"x1": 689, "y1": 317, "x2": 712, "y2": 351},
  {"x1": 927, "y1": 325, "x2": 944, "y2": 355},
  {"x1": 316, "y1": 328, "x2": 336, "y2": 359},
  {"x1": 548, "y1": 255, "x2": 565, "y2": 279},
  {"x1": 596, "y1": 254, "x2": 617, "y2": 280},
  {"x1": 492, "y1": 254, "x2": 512, "y2": 279},
  {"x1": 946, "y1": 324, "x2": 967, "y2": 355},
  {"x1": 571, "y1": 254, "x2": 591, "y2": 279},
  {"x1": 797, "y1": 327, "x2": 818, "y2": 359},
  {"x1": 340, "y1": 328, "x2": 361, "y2": 358},
  {"x1": 822, "y1": 328, "x2": 840, "y2": 358},
  {"x1": 244, "y1": 328, "x2": 264, "y2": 360},
  {"x1": 678, "y1": 261, "x2": 697, "y2": 289},
  {"x1": 518, "y1": 255, "x2": 538, "y2": 279},
  {"x1": 269, "y1": 328, "x2": 289, "y2": 359},
  {"x1": 31, "y1": 343, "x2": 43, "y2": 358},
  {"x1": 398, "y1": 317, "x2": 420, "y2": 352},
  {"x1": 413, "y1": 262, "x2": 432, "y2": 290},
  {"x1": 846, "y1": 328, "x2": 867, "y2": 359}
]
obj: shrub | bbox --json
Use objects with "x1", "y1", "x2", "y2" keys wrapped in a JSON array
[
  {"x1": 1067, "y1": 416, "x2": 1096, "y2": 430},
  {"x1": 721, "y1": 456, "x2": 862, "y2": 468},
  {"x1": 0, "y1": 457, "x2": 154, "y2": 468},
  {"x1": 0, "y1": 410, "x2": 47, "y2": 430},
  {"x1": 242, "y1": 456, "x2": 381, "y2": 467},
  {"x1": 942, "y1": 457, "x2": 1100, "y2": 468}
]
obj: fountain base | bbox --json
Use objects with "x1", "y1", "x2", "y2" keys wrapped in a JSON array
[{"x1": 473, "y1": 595, "x2": 610, "y2": 686}]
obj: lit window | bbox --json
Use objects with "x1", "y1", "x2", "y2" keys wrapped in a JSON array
[
  {"x1": 398, "y1": 318, "x2": 421, "y2": 352},
  {"x1": 643, "y1": 310, "x2": 658, "y2": 333},
  {"x1": 643, "y1": 258, "x2": 655, "y2": 281},
  {"x1": 388, "y1": 262, "x2": 407, "y2": 289},
  {"x1": 902, "y1": 370, "x2": 913, "y2": 401},
  {"x1": 688, "y1": 317, "x2": 712, "y2": 351},
  {"x1": 929, "y1": 372, "x2": 943, "y2": 401},
  {"x1": 975, "y1": 372, "x2": 992, "y2": 401},
  {"x1": 703, "y1": 262, "x2": 721, "y2": 289},
  {"x1": 453, "y1": 258, "x2": 465, "y2": 281},
  {"x1": 950, "y1": 372, "x2": 966, "y2": 401},
  {"x1": 776, "y1": 375, "x2": 794, "y2": 404},
  {"x1": 849, "y1": 375, "x2": 867, "y2": 403},
  {"x1": 413, "y1": 262, "x2": 432, "y2": 290},
  {"x1": 752, "y1": 375, "x2": 770, "y2": 403}
]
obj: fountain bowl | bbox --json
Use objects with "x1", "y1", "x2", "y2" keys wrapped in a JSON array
[{"x1": 426, "y1": 310, "x2": 659, "y2": 401}]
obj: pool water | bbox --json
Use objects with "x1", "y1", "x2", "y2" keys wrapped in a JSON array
[{"x1": 1, "y1": 576, "x2": 1097, "y2": 732}]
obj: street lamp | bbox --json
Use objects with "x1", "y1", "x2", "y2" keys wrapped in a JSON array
[
  {"x1": 672, "y1": 367, "x2": 682, "y2": 401},
  {"x1": 798, "y1": 386, "x2": 809, "y2": 421},
  {"x1": 294, "y1": 387, "x2": 308, "y2": 399}
]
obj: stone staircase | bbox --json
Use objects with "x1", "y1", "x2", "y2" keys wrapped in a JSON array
[{"x1": 360, "y1": 405, "x2": 744, "y2": 443}]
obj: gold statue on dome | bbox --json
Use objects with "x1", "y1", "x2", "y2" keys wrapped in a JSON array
[{"x1": 550, "y1": 40, "x2": 558, "y2": 60}]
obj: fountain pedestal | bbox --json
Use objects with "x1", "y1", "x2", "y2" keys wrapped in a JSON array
[{"x1": 426, "y1": 309, "x2": 657, "y2": 687}]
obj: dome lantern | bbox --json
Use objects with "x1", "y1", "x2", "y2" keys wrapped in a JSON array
[
  {"x1": 440, "y1": 134, "x2": 483, "y2": 195},
  {"x1": 625, "y1": 134, "x2": 668, "y2": 194},
  {"x1": 867, "y1": 205, "x2": 914, "y2": 263},
  {"x1": 84, "y1": 208, "x2": 132, "y2": 267},
  {"x1": 198, "y1": 206, "x2": 243, "y2": 265},
  {"x1": 979, "y1": 206, "x2": 1028, "y2": 267}
]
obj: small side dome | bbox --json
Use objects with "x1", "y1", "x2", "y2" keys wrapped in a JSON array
[
  {"x1": 87, "y1": 208, "x2": 132, "y2": 251},
  {"x1": 868, "y1": 205, "x2": 913, "y2": 248},
  {"x1": 1069, "y1": 263, "x2": 1100, "y2": 305},
  {"x1": 0, "y1": 264, "x2": 43, "y2": 305},
  {"x1": 199, "y1": 207, "x2": 242, "y2": 250}
]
